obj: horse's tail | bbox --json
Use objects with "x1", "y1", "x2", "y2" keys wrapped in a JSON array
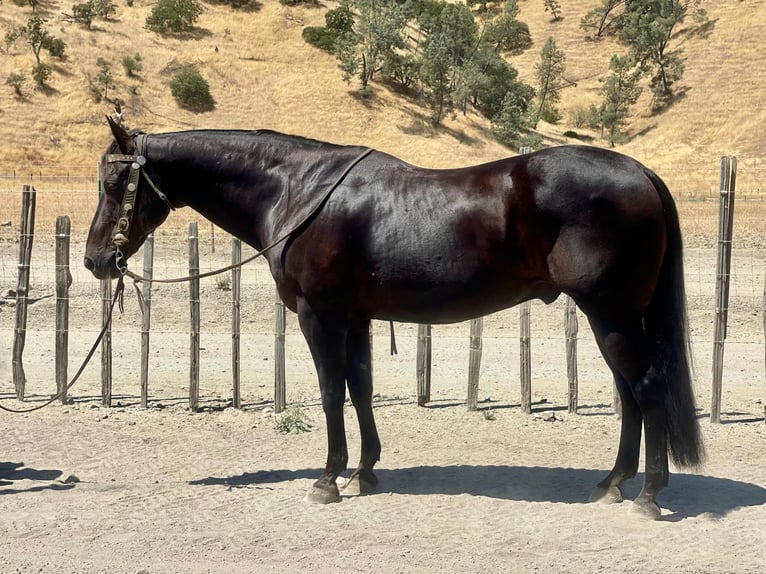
[{"x1": 644, "y1": 168, "x2": 705, "y2": 468}]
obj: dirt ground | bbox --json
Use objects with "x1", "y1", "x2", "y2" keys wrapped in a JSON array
[{"x1": 1, "y1": 237, "x2": 765, "y2": 574}]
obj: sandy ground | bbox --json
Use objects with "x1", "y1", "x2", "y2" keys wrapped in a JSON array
[{"x1": 1, "y1": 237, "x2": 765, "y2": 574}]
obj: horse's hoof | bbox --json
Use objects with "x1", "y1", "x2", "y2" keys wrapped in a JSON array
[
  {"x1": 629, "y1": 499, "x2": 662, "y2": 520},
  {"x1": 342, "y1": 472, "x2": 378, "y2": 496},
  {"x1": 588, "y1": 484, "x2": 623, "y2": 504},
  {"x1": 303, "y1": 484, "x2": 341, "y2": 504}
]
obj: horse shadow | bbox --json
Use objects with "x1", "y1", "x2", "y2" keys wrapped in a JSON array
[
  {"x1": 190, "y1": 464, "x2": 766, "y2": 520},
  {"x1": 0, "y1": 462, "x2": 75, "y2": 495}
]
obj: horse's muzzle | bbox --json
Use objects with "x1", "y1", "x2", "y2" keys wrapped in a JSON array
[{"x1": 83, "y1": 253, "x2": 119, "y2": 280}]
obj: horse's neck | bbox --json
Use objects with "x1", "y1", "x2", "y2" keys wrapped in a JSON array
[
  {"x1": 153, "y1": 132, "x2": 358, "y2": 251},
  {"x1": 157, "y1": 136, "x2": 286, "y2": 250}
]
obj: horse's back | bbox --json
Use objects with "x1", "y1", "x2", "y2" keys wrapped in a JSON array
[{"x1": 281, "y1": 145, "x2": 668, "y2": 323}]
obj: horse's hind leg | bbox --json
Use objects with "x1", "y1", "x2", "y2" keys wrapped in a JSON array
[
  {"x1": 587, "y1": 315, "x2": 668, "y2": 519},
  {"x1": 589, "y1": 373, "x2": 642, "y2": 504},
  {"x1": 343, "y1": 321, "x2": 381, "y2": 496},
  {"x1": 297, "y1": 298, "x2": 349, "y2": 504}
]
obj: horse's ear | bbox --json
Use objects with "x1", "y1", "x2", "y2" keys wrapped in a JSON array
[{"x1": 106, "y1": 115, "x2": 135, "y2": 154}]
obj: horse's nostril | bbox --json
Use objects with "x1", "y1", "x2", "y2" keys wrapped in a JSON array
[{"x1": 83, "y1": 256, "x2": 95, "y2": 271}]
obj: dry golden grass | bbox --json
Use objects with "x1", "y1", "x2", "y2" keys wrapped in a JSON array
[{"x1": 1, "y1": 0, "x2": 765, "y2": 243}]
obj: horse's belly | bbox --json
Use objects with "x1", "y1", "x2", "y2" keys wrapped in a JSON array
[{"x1": 367, "y1": 277, "x2": 557, "y2": 324}]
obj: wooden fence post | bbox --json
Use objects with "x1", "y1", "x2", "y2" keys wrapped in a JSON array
[
  {"x1": 12, "y1": 185, "x2": 36, "y2": 400},
  {"x1": 96, "y1": 163, "x2": 113, "y2": 406},
  {"x1": 140, "y1": 234, "x2": 154, "y2": 408},
  {"x1": 231, "y1": 238, "x2": 242, "y2": 409},
  {"x1": 517, "y1": 146, "x2": 533, "y2": 414},
  {"x1": 100, "y1": 277, "x2": 112, "y2": 406},
  {"x1": 466, "y1": 318, "x2": 483, "y2": 410},
  {"x1": 564, "y1": 296, "x2": 578, "y2": 414},
  {"x1": 274, "y1": 290, "x2": 287, "y2": 413},
  {"x1": 711, "y1": 156, "x2": 737, "y2": 424},
  {"x1": 55, "y1": 215, "x2": 71, "y2": 404},
  {"x1": 519, "y1": 301, "x2": 532, "y2": 414},
  {"x1": 416, "y1": 324, "x2": 432, "y2": 406},
  {"x1": 188, "y1": 222, "x2": 200, "y2": 412}
]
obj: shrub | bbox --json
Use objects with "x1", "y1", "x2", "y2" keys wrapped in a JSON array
[
  {"x1": 275, "y1": 404, "x2": 313, "y2": 434},
  {"x1": 31, "y1": 62, "x2": 50, "y2": 87},
  {"x1": 6, "y1": 72, "x2": 26, "y2": 97},
  {"x1": 4, "y1": 26, "x2": 23, "y2": 54},
  {"x1": 72, "y1": 2, "x2": 95, "y2": 28},
  {"x1": 45, "y1": 37, "x2": 66, "y2": 59},
  {"x1": 93, "y1": 0, "x2": 116, "y2": 18},
  {"x1": 146, "y1": 0, "x2": 203, "y2": 35},
  {"x1": 302, "y1": 27, "x2": 337, "y2": 52},
  {"x1": 169, "y1": 66, "x2": 214, "y2": 111},
  {"x1": 122, "y1": 52, "x2": 143, "y2": 77}
]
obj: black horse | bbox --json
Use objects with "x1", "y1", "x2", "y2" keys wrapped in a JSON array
[{"x1": 85, "y1": 119, "x2": 703, "y2": 518}]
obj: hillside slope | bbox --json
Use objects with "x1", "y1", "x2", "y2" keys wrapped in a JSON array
[{"x1": 0, "y1": 0, "x2": 764, "y2": 194}]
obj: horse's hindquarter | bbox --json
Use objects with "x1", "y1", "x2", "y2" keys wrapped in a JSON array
[
  {"x1": 534, "y1": 147, "x2": 667, "y2": 316},
  {"x1": 283, "y1": 155, "x2": 558, "y2": 324}
]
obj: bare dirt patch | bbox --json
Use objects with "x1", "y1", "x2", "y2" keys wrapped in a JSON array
[{"x1": 1, "y1": 237, "x2": 765, "y2": 574}]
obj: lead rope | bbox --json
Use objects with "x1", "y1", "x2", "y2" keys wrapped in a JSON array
[{"x1": 0, "y1": 277, "x2": 126, "y2": 414}]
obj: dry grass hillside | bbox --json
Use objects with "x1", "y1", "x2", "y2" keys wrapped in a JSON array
[{"x1": 1, "y1": 0, "x2": 765, "y2": 195}]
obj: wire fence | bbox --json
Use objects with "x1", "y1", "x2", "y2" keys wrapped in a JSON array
[{"x1": 0, "y1": 174, "x2": 764, "y2": 413}]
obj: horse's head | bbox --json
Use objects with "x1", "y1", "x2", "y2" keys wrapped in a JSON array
[{"x1": 84, "y1": 118, "x2": 174, "y2": 279}]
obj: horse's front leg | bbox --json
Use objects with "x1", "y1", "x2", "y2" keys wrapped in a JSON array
[
  {"x1": 297, "y1": 298, "x2": 348, "y2": 504},
  {"x1": 343, "y1": 320, "x2": 381, "y2": 496}
]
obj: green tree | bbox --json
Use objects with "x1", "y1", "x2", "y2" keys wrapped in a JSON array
[
  {"x1": 490, "y1": 89, "x2": 534, "y2": 147},
  {"x1": 543, "y1": 0, "x2": 562, "y2": 22},
  {"x1": 94, "y1": 56, "x2": 113, "y2": 99},
  {"x1": 619, "y1": 0, "x2": 706, "y2": 107},
  {"x1": 335, "y1": 0, "x2": 408, "y2": 89},
  {"x1": 170, "y1": 66, "x2": 214, "y2": 111},
  {"x1": 580, "y1": 0, "x2": 625, "y2": 38},
  {"x1": 483, "y1": 0, "x2": 532, "y2": 54},
  {"x1": 418, "y1": 2, "x2": 476, "y2": 124},
  {"x1": 22, "y1": 16, "x2": 52, "y2": 65},
  {"x1": 146, "y1": 0, "x2": 204, "y2": 35},
  {"x1": 597, "y1": 54, "x2": 643, "y2": 146},
  {"x1": 533, "y1": 36, "x2": 566, "y2": 126},
  {"x1": 453, "y1": 46, "x2": 531, "y2": 119}
]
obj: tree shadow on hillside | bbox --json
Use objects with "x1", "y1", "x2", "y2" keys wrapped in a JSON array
[
  {"x1": 674, "y1": 17, "x2": 718, "y2": 43},
  {"x1": 397, "y1": 109, "x2": 482, "y2": 148},
  {"x1": 207, "y1": 0, "x2": 263, "y2": 12},
  {"x1": 189, "y1": 464, "x2": 766, "y2": 520}
]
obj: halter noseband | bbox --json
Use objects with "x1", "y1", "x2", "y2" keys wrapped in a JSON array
[{"x1": 104, "y1": 134, "x2": 175, "y2": 273}]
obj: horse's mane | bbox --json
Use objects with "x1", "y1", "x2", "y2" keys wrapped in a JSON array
[{"x1": 250, "y1": 129, "x2": 346, "y2": 150}]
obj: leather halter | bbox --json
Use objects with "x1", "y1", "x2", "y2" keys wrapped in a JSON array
[{"x1": 103, "y1": 133, "x2": 175, "y2": 273}]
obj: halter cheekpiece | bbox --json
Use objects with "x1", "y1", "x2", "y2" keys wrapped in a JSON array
[{"x1": 104, "y1": 134, "x2": 175, "y2": 273}]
